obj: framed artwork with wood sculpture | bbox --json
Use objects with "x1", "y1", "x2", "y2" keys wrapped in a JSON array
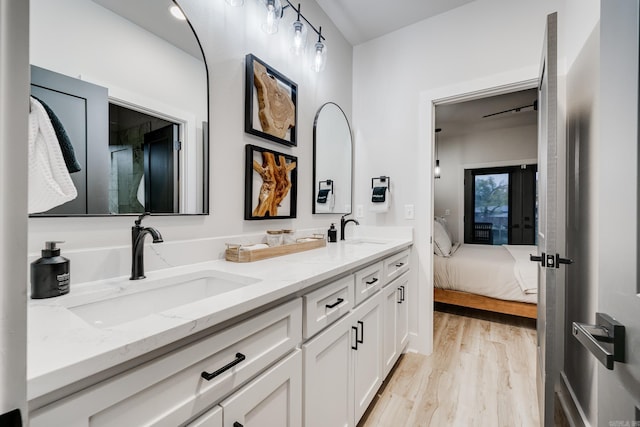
[
  {"x1": 245, "y1": 53, "x2": 297, "y2": 146},
  {"x1": 245, "y1": 144, "x2": 297, "y2": 220}
]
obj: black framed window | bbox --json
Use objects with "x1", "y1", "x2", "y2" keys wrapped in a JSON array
[{"x1": 464, "y1": 164, "x2": 537, "y2": 245}]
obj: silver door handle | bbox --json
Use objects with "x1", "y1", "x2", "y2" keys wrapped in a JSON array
[{"x1": 572, "y1": 313, "x2": 625, "y2": 370}]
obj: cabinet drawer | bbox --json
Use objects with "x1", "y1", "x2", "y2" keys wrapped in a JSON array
[
  {"x1": 354, "y1": 261, "x2": 383, "y2": 305},
  {"x1": 30, "y1": 299, "x2": 302, "y2": 427},
  {"x1": 383, "y1": 249, "x2": 410, "y2": 284},
  {"x1": 303, "y1": 275, "x2": 354, "y2": 339},
  {"x1": 186, "y1": 405, "x2": 222, "y2": 427}
]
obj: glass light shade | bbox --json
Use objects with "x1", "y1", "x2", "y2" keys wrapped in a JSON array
[
  {"x1": 225, "y1": 0, "x2": 244, "y2": 6},
  {"x1": 434, "y1": 160, "x2": 441, "y2": 179},
  {"x1": 289, "y1": 20, "x2": 308, "y2": 56},
  {"x1": 312, "y1": 40, "x2": 327, "y2": 72},
  {"x1": 260, "y1": 0, "x2": 282, "y2": 34}
]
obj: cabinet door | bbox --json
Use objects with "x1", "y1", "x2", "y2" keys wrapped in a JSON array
[
  {"x1": 303, "y1": 314, "x2": 355, "y2": 427},
  {"x1": 220, "y1": 350, "x2": 301, "y2": 427},
  {"x1": 382, "y1": 282, "x2": 399, "y2": 378},
  {"x1": 352, "y1": 292, "x2": 383, "y2": 424},
  {"x1": 395, "y1": 273, "x2": 409, "y2": 352}
]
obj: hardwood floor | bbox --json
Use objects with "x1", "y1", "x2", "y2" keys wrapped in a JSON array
[{"x1": 359, "y1": 304, "x2": 539, "y2": 427}]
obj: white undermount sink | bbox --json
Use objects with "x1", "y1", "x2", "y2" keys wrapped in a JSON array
[{"x1": 65, "y1": 270, "x2": 260, "y2": 328}]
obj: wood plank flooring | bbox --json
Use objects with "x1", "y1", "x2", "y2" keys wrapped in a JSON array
[{"x1": 359, "y1": 304, "x2": 539, "y2": 427}]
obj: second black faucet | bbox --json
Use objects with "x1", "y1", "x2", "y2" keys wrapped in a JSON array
[{"x1": 340, "y1": 214, "x2": 359, "y2": 240}]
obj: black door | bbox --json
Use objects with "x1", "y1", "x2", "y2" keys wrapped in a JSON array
[{"x1": 143, "y1": 125, "x2": 179, "y2": 213}]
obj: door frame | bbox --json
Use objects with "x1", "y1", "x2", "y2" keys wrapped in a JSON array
[{"x1": 416, "y1": 69, "x2": 538, "y2": 354}]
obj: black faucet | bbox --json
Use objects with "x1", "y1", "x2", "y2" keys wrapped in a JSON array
[
  {"x1": 340, "y1": 214, "x2": 360, "y2": 240},
  {"x1": 130, "y1": 213, "x2": 163, "y2": 280}
]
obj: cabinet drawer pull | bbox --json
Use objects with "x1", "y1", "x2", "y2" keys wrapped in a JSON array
[
  {"x1": 234, "y1": 423, "x2": 244, "y2": 427},
  {"x1": 352, "y1": 326, "x2": 359, "y2": 350},
  {"x1": 357, "y1": 320, "x2": 364, "y2": 344},
  {"x1": 395, "y1": 262, "x2": 405, "y2": 268},
  {"x1": 201, "y1": 353, "x2": 246, "y2": 381},
  {"x1": 325, "y1": 298, "x2": 344, "y2": 309},
  {"x1": 397, "y1": 287, "x2": 402, "y2": 304},
  {"x1": 365, "y1": 277, "x2": 378, "y2": 285}
]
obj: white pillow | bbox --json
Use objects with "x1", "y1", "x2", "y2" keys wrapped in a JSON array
[
  {"x1": 435, "y1": 216, "x2": 454, "y2": 243},
  {"x1": 433, "y1": 220, "x2": 453, "y2": 257}
]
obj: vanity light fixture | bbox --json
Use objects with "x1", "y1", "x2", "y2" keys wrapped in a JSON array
[
  {"x1": 312, "y1": 27, "x2": 327, "y2": 72},
  {"x1": 168, "y1": 5, "x2": 186, "y2": 20},
  {"x1": 289, "y1": 3, "x2": 308, "y2": 56},
  {"x1": 434, "y1": 128, "x2": 442, "y2": 179},
  {"x1": 260, "y1": 0, "x2": 283, "y2": 34},
  {"x1": 226, "y1": 0, "x2": 327, "y2": 71}
]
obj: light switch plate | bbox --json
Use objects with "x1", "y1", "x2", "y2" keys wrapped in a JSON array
[
  {"x1": 356, "y1": 205, "x2": 364, "y2": 218},
  {"x1": 404, "y1": 204, "x2": 415, "y2": 220}
]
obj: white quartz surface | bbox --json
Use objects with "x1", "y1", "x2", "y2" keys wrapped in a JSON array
[{"x1": 28, "y1": 227, "x2": 412, "y2": 400}]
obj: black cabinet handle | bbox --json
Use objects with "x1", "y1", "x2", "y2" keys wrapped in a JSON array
[
  {"x1": 234, "y1": 423, "x2": 243, "y2": 427},
  {"x1": 325, "y1": 298, "x2": 344, "y2": 309},
  {"x1": 201, "y1": 353, "x2": 246, "y2": 381},
  {"x1": 352, "y1": 326, "x2": 359, "y2": 350},
  {"x1": 395, "y1": 262, "x2": 405, "y2": 267},
  {"x1": 401, "y1": 285, "x2": 405, "y2": 302},
  {"x1": 365, "y1": 278, "x2": 378, "y2": 285},
  {"x1": 357, "y1": 320, "x2": 364, "y2": 344},
  {"x1": 397, "y1": 287, "x2": 402, "y2": 303}
]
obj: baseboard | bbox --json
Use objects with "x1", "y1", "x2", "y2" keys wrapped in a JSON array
[{"x1": 558, "y1": 371, "x2": 591, "y2": 427}]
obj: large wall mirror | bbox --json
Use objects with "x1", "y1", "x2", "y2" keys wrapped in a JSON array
[
  {"x1": 313, "y1": 102, "x2": 353, "y2": 214},
  {"x1": 29, "y1": 0, "x2": 208, "y2": 216}
]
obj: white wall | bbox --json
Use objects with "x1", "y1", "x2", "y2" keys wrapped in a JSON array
[
  {"x1": 28, "y1": 0, "x2": 353, "y2": 253},
  {"x1": 0, "y1": 0, "x2": 29, "y2": 422},
  {"x1": 352, "y1": 0, "x2": 560, "y2": 353},
  {"x1": 434, "y1": 124, "x2": 537, "y2": 241}
]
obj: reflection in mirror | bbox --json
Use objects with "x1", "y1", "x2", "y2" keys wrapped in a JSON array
[
  {"x1": 29, "y1": 0, "x2": 208, "y2": 215},
  {"x1": 313, "y1": 102, "x2": 353, "y2": 214}
]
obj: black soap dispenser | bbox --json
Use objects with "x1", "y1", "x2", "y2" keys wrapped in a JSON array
[
  {"x1": 328, "y1": 223, "x2": 337, "y2": 243},
  {"x1": 31, "y1": 241, "x2": 70, "y2": 299}
]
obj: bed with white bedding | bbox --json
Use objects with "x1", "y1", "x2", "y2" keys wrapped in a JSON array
[{"x1": 432, "y1": 219, "x2": 538, "y2": 318}]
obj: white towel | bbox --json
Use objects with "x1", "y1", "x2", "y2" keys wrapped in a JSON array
[{"x1": 28, "y1": 97, "x2": 78, "y2": 213}]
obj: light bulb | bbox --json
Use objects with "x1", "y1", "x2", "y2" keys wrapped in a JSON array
[
  {"x1": 434, "y1": 160, "x2": 441, "y2": 179},
  {"x1": 261, "y1": 0, "x2": 282, "y2": 34},
  {"x1": 312, "y1": 41, "x2": 327, "y2": 72},
  {"x1": 168, "y1": 5, "x2": 186, "y2": 20},
  {"x1": 289, "y1": 20, "x2": 307, "y2": 56}
]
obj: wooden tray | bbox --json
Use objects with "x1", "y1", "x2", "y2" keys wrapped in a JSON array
[{"x1": 225, "y1": 237, "x2": 326, "y2": 263}]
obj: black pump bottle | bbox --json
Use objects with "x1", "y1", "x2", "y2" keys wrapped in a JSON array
[{"x1": 30, "y1": 241, "x2": 70, "y2": 299}]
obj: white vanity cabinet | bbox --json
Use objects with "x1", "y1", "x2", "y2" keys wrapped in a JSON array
[
  {"x1": 187, "y1": 350, "x2": 302, "y2": 427},
  {"x1": 30, "y1": 299, "x2": 302, "y2": 427},
  {"x1": 382, "y1": 271, "x2": 409, "y2": 377},
  {"x1": 303, "y1": 290, "x2": 383, "y2": 427}
]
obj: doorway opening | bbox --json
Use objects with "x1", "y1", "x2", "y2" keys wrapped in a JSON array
[{"x1": 108, "y1": 103, "x2": 181, "y2": 214}]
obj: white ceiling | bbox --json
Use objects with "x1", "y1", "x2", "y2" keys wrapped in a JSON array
[
  {"x1": 315, "y1": 0, "x2": 477, "y2": 46},
  {"x1": 92, "y1": 0, "x2": 203, "y2": 59},
  {"x1": 436, "y1": 88, "x2": 538, "y2": 135}
]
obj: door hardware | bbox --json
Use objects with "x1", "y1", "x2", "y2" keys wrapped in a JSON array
[
  {"x1": 530, "y1": 252, "x2": 545, "y2": 267},
  {"x1": 572, "y1": 313, "x2": 625, "y2": 370},
  {"x1": 201, "y1": 353, "x2": 246, "y2": 381}
]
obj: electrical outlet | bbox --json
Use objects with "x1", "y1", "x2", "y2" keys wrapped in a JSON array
[
  {"x1": 404, "y1": 204, "x2": 415, "y2": 220},
  {"x1": 445, "y1": 209, "x2": 451, "y2": 216},
  {"x1": 356, "y1": 205, "x2": 364, "y2": 218}
]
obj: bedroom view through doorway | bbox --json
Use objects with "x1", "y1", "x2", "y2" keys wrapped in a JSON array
[{"x1": 430, "y1": 88, "x2": 540, "y2": 424}]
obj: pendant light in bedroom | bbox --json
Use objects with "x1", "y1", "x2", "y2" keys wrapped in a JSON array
[{"x1": 434, "y1": 128, "x2": 442, "y2": 179}]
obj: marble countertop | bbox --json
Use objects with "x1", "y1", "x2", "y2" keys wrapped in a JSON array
[{"x1": 27, "y1": 230, "x2": 412, "y2": 401}]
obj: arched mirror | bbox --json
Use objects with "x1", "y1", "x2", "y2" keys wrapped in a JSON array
[
  {"x1": 313, "y1": 102, "x2": 353, "y2": 214},
  {"x1": 29, "y1": 0, "x2": 208, "y2": 215}
]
